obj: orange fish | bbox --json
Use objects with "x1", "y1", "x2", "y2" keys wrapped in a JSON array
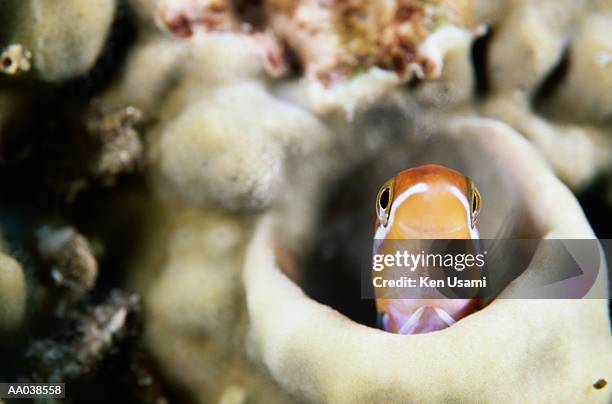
[{"x1": 374, "y1": 164, "x2": 482, "y2": 334}]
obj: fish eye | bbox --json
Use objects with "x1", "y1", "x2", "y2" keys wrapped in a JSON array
[
  {"x1": 379, "y1": 187, "x2": 390, "y2": 210},
  {"x1": 376, "y1": 179, "x2": 395, "y2": 226},
  {"x1": 470, "y1": 182, "x2": 481, "y2": 228}
]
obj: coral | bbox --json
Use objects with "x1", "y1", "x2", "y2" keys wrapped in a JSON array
[
  {"x1": 36, "y1": 226, "x2": 98, "y2": 295},
  {"x1": 99, "y1": 36, "x2": 188, "y2": 114},
  {"x1": 0, "y1": 251, "x2": 26, "y2": 334},
  {"x1": 478, "y1": 0, "x2": 612, "y2": 189},
  {"x1": 148, "y1": 0, "x2": 481, "y2": 116},
  {"x1": 157, "y1": 0, "x2": 238, "y2": 37},
  {"x1": 548, "y1": 13, "x2": 612, "y2": 124},
  {"x1": 130, "y1": 209, "x2": 294, "y2": 403},
  {"x1": 482, "y1": 94, "x2": 612, "y2": 190},
  {"x1": 150, "y1": 81, "x2": 331, "y2": 211},
  {"x1": 26, "y1": 290, "x2": 140, "y2": 382},
  {"x1": 156, "y1": 0, "x2": 288, "y2": 77},
  {"x1": 259, "y1": 0, "x2": 480, "y2": 84},
  {"x1": 272, "y1": 0, "x2": 481, "y2": 115},
  {"x1": 84, "y1": 105, "x2": 144, "y2": 185},
  {"x1": 0, "y1": 0, "x2": 117, "y2": 81},
  {"x1": 413, "y1": 26, "x2": 475, "y2": 107},
  {"x1": 0, "y1": 44, "x2": 32, "y2": 76}
]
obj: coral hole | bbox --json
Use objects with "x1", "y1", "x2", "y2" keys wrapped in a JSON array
[
  {"x1": 298, "y1": 120, "x2": 531, "y2": 328},
  {"x1": 1, "y1": 55, "x2": 13, "y2": 69}
]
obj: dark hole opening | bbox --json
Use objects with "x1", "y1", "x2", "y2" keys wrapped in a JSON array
[
  {"x1": 1, "y1": 56, "x2": 12, "y2": 69},
  {"x1": 593, "y1": 379, "x2": 607, "y2": 390},
  {"x1": 301, "y1": 158, "x2": 381, "y2": 328},
  {"x1": 471, "y1": 28, "x2": 494, "y2": 99},
  {"x1": 301, "y1": 130, "x2": 469, "y2": 328},
  {"x1": 531, "y1": 46, "x2": 570, "y2": 113}
]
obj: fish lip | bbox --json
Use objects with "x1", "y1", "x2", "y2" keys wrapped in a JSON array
[
  {"x1": 397, "y1": 306, "x2": 426, "y2": 334},
  {"x1": 388, "y1": 304, "x2": 460, "y2": 335}
]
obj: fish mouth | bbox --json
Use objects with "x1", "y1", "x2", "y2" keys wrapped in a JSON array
[{"x1": 386, "y1": 305, "x2": 459, "y2": 334}]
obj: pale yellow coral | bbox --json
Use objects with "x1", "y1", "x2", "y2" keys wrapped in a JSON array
[
  {"x1": 415, "y1": 26, "x2": 475, "y2": 107},
  {"x1": 482, "y1": 93, "x2": 612, "y2": 189},
  {"x1": 131, "y1": 208, "x2": 293, "y2": 404},
  {"x1": 0, "y1": 0, "x2": 116, "y2": 81},
  {"x1": 477, "y1": 0, "x2": 612, "y2": 190},
  {"x1": 0, "y1": 252, "x2": 26, "y2": 333},
  {"x1": 101, "y1": 37, "x2": 188, "y2": 114},
  {"x1": 487, "y1": 0, "x2": 578, "y2": 93},
  {"x1": 150, "y1": 81, "x2": 330, "y2": 211},
  {"x1": 549, "y1": 14, "x2": 612, "y2": 124}
]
